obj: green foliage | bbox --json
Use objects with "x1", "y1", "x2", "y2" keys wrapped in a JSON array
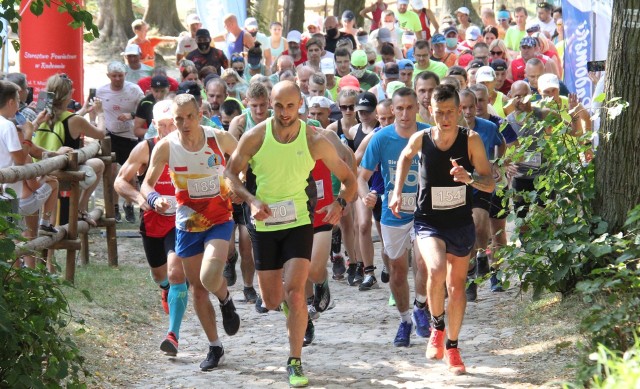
[
  {"x1": 496, "y1": 96, "x2": 631, "y2": 299},
  {"x1": 0, "y1": 201, "x2": 89, "y2": 387},
  {"x1": 0, "y1": 0, "x2": 99, "y2": 51}
]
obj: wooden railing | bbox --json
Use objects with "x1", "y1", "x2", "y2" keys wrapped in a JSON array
[{"x1": 0, "y1": 138, "x2": 118, "y2": 283}]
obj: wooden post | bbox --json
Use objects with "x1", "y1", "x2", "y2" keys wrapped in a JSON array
[
  {"x1": 65, "y1": 152, "x2": 80, "y2": 283},
  {"x1": 100, "y1": 137, "x2": 118, "y2": 267}
]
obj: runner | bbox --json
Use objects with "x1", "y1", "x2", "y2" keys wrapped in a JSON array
[
  {"x1": 390, "y1": 84, "x2": 495, "y2": 375},
  {"x1": 224, "y1": 81, "x2": 356, "y2": 387},
  {"x1": 141, "y1": 94, "x2": 241, "y2": 371},
  {"x1": 359, "y1": 87, "x2": 431, "y2": 347},
  {"x1": 114, "y1": 100, "x2": 188, "y2": 356}
]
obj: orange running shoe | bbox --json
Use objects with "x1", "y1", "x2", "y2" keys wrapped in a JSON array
[
  {"x1": 445, "y1": 347, "x2": 466, "y2": 375},
  {"x1": 161, "y1": 288, "x2": 169, "y2": 314},
  {"x1": 426, "y1": 329, "x2": 445, "y2": 360}
]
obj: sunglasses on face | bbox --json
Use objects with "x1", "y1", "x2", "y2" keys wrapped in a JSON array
[
  {"x1": 498, "y1": 18, "x2": 509, "y2": 22},
  {"x1": 490, "y1": 51, "x2": 503, "y2": 56},
  {"x1": 368, "y1": 59, "x2": 376, "y2": 65},
  {"x1": 340, "y1": 104, "x2": 355, "y2": 111}
]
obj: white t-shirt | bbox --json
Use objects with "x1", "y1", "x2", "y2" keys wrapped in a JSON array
[
  {"x1": 0, "y1": 116, "x2": 23, "y2": 197},
  {"x1": 534, "y1": 18, "x2": 556, "y2": 38},
  {"x1": 176, "y1": 35, "x2": 197, "y2": 57},
  {"x1": 96, "y1": 82, "x2": 144, "y2": 140}
]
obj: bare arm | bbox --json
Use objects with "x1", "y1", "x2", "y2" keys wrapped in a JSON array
[
  {"x1": 463, "y1": 132, "x2": 495, "y2": 193},
  {"x1": 389, "y1": 131, "x2": 423, "y2": 217},
  {"x1": 360, "y1": 4, "x2": 376, "y2": 20},
  {"x1": 213, "y1": 128, "x2": 239, "y2": 156},
  {"x1": 115, "y1": 141, "x2": 151, "y2": 211},
  {"x1": 426, "y1": 9, "x2": 439, "y2": 31},
  {"x1": 228, "y1": 114, "x2": 247, "y2": 140},
  {"x1": 133, "y1": 117, "x2": 149, "y2": 139},
  {"x1": 140, "y1": 139, "x2": 171, "y2": 212}
]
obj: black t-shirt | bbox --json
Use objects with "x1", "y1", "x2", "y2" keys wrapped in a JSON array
[
  {"x1": 135, "y1": 94, "x2": 156, "y2": 127},
  {"x1": 325, "y1": 32, "x2": 357, "y2": 53},
  {"x1": 186, "y1": 47, "x2": 229, "y2": 74}
]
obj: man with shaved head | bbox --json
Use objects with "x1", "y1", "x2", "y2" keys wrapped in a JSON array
[
  {"x1": 225, "y1": 81, "x2": 357, "y2": 387},
  {"x1": 214, "y1": 14, "x2": 255, "y2": 58}
]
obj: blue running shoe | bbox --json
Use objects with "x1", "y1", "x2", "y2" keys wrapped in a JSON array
[
  {"x1": 412, "y1": 306, "x2": 431, "y2": 338},
  {"x1": 393, "y1": 321, "x2": 412, "y2": 347}
]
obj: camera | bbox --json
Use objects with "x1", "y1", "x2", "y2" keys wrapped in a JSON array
[{"x1": 67, "y1": 99, "x2": 82, "y2": 112}]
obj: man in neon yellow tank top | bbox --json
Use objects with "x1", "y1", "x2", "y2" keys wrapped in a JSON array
[{"x1": 225, "y1": 81, "x2": 357, "y2": 388}]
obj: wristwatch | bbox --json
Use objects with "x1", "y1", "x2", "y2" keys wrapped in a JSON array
[
  {"x1": 466, "y1": 172, "x2": 475, "y2": 186},
  {"x1": 336, "y1": 197, "x2": 347, "y2": 209}
]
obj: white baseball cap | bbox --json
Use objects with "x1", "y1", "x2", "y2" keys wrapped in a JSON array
[
  {"x1": 456, "y1": 6, "x2": 470, "y2": 15},
  {"x1": 538, "y1": 73, "x2": 560, "y2": 91},
  {"x1": 411, "y1": 0, "x2": 424, "y2": 9},
  {"x1": 121, "y1": 44, "x2": 141, "y2": 56},
  {"x1": 320, "y1": 58, "x2": 335, "y2": 75},
  {"x1": 186, "y1": 14, "x2": 201, "y2": 25},
  {"x1": 308, "y1": 96, "x2": 332, "y2": 109},
  {"x1": 153, "y1": 99, "x2": 174, "y2": 122},
  {"x1": 244, "y1": 17, "x2": 259, "y2": 31},
  {"x1": 398, "y1": 0, "x2": 410, "y2": 5},
  {"x1": 287, "y1": 30, "x2": 302, "y2": 44},
  {"x1": 475, "y1": 66, "x2": 496, "y2": 83}
]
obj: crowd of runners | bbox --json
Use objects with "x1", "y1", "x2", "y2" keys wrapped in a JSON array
[{"x1": 0, "y1": 1, "x2": 598, "y2": 387}]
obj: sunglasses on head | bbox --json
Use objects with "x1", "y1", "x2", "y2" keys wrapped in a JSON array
[{"x1": 340, "y1": 104, "x2": 355, "y2": 111}]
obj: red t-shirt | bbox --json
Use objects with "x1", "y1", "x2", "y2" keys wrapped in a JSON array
[
  {"x1": 282, "y1": 49, "x2": 308, "y2": 67},
  {"x1": 510, "y1": 55, "x2": 547, "y2": 81}
]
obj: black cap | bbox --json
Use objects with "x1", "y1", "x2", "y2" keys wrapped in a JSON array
[
  {"x1": 490, "y1": 59, "x2": 508, "y2": 72},
  {"x1": 383, "y1": 62, "x2": 399, "y2": 79},
  {"x1": 342, "y1": 10, "x2": 355, "y2": 21},
  {"x1": 150, "y1": 75, "x2": 170, "y2": 88},
  {"x1": 355, "y1": 91, "x2": 377, "y2": 112},
  {"x1": 177, "y1": 81, "x2": 202, "y2": 100},
  {"x1": 467, "y1": 59, "x2": 485, "y2": 70},
  {"x1": 195, "y1": 28, "x2": 211, "y2": 39}
]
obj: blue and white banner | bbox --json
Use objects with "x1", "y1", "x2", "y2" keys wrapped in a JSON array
[{"x1": 562, "y1": 0, "x2": 612, "y2": 109}]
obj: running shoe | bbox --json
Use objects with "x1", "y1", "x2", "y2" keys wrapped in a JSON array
[
  {"x1": 393, "y1": 321, "x2": 412, "y2": 347},
  {"x1": 380, "y1": 265, "x2": 390, "y2": 283},
  {"x1": 287, "y1": 359, "x2": 309, "y2": 388},
  {"x1": 255, "y1": 295, "x2": 269, "y2": 314},
  {"x1": 160, "y1": 331, "x2": 178, "y2": 356},
  {"x1": 200, "y1": 345, "x2": 225, "y2": 371},
  {"x1": 114, "y1": 204, "x2": 121, "y2": 223},
  {"x1": 223, "y1": 251, "x2": 238, "y2": 287},
  {"x1": 388, "y1": 293, "x2": 396, "y2": 306},
  {"x1": 161, "y1": 288, "x2": 169, "y2": 314},
  {"x1": 412, "y1": 306, "x2": 431, "y2": 338},
  {"x1": 490, "y1": 272, "x2": 505, "y2": 292},
  {"x1": 308, "y1": 304, "x2": 319, "y2": 320},
  {"x1": 346, "y1": 263, "x2": 358, "y2": 286},
  {"x1": 358, "y1": 274, "x2": 379, "y2": 291},
  {"x1": 476, "y1": 255, "x2": 490, "y2": 277},
  {"x1": 426, "y1": 329, "x2": 445, "y2": 360},
  {"x1": 303, "y1": 317, "x2": 315, "y2": 346},
  {"x1": 354, "y1": 262, "x2": 364, "y2": 285},
  {"x1": 445, "y1": 348, "x2": 466, "y2": 375},
  {"x1": 243, "y1": 286, "x2": 258, "y2": 304},
  {"x1": 38, "y1": 224, "x2": 58, "y2": 236},
  {"x1": 313, "y1": 279, "x2": 331, "y2": 312},
  {"x1": 220, "y1": 298, "x2": 240, "y2": 335},
  {"x1": 466, "y1": 280, "x2": 478, "y2": 302},
  {"x1": 123, "y1": 203, "x2": 136, "y2": 223},
  {"x1": 331, "y1": 253, "x2": 346, "y2": 280}
]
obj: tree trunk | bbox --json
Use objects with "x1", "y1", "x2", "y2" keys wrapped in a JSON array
[
  {"x1": 144, "y1": 0, "x2": 185, "y2": 36},
  {"x1": 283, "y1": 0, "x2": 304, "y2": 33},
  {"x1": 334, "y1": 0, "x2": 365, "y2": 28},
  {"x1": 97, "y1": 0, "x2": 135, "y2": 49},
  {"x1": 441, "y1": 0, "x2": 482, "y2": 27},
  {"x1": 594, "y1": 0, "x2": 640, "y2": 231},
  {"x1": 251, "y1": 0, "x2": 279, "y2": 32}
]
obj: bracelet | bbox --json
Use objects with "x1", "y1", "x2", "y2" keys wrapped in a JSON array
[
  {"x1": 146, "y1": 191, "x2": 160, "y2": 210},
  {"x1": 22, "y1": 139, "x2": 33, "y2": 147}
]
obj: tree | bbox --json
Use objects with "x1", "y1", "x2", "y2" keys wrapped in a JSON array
[
  {"x1": 283, "y1": 0, "x2": 304, "y2": 33},
  {"x1": 594, "y1": 0, "x2": 640, "y2": 231},
  {"x1": 97, "y1": 0, "x2": 135, "y2": 49},
  {"x1": 250, "y1": 0, "x2": 279, "y2": 32},
  {"x1": 441, "y1": 0, "x2": 482, "y2": 27},
  {"x1": 144, "y1": 0, "x2": 185, "y2": 36},
  {"x1": 334, "y1": 0, "x2": 365, "y2": 27}
]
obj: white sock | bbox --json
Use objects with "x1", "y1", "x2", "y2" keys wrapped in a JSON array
[
  {"x1": 209, "y1": 339, "x2": 222, "y2": 347},
  {"x1": 415, "y1": 294, "x2": 427, "y2": 304},
  {"x1": 400, "y1": 309, "x2": 412, "y2": 323},
  {"x1": 39, "y1": 219, "x2": 50, "y2": 227}
]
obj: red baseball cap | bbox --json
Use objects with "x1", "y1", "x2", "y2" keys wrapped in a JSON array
[{"x1": 339, "y1": 75, "x2": 360, "y2": 91}]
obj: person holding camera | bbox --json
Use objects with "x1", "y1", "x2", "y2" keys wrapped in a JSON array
[
  {"x1": 5, "y1": 73, "x2": 37, "y2": 123},
  {"x1": 33, "y1": 73, "x2": 107, "y2": 227}
]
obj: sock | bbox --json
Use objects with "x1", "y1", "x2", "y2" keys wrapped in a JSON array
[
  {"x1": 467, "y1": 260, "x2": 477, "y2": 278},
  {"x1": 39, "y1": 218, "x2": 50, "y2": 227},
  {"x1": 158, "y1": 277, "x2": 169, "y2": 290},
  {"x1": 219, "y1": 291, "x2": 231, "y2": 306},
  {"x1": 364, "y1": 265, "x2": 375, "y2": 274},
  {"x1": 432, "y1": 312, "x2": 445, "y2": 331},
  {"x1": 414, "y1": 299, "x2": 426, "y2": 309},
  {"x1": 400, "y1": 309, "x2": 412, "y2": 323},
  {"x1": 209, "y1": 339, "x2": 222, "y2": 347},
  {"x1": 167, "y1": 282, "x2": 188, "y2": 338},
  {"x1": 331, "y1": 228, "x2": 341, "y2": 254},
  {"x1": 446, "y1": 339, "x2": 458, "y2": 349},
  {"x1": 287, "y1": 356, "x2": 301, "y2": 365}
]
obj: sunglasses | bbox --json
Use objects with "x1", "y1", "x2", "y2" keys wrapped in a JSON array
[
  {"x1": 498, "y1": 18, "x2": 509, "y2": 22},
  {"x1": 340, "y1": 104, "x2": 355, "y2": 111},
  {"x1": 368, "y1": 59, "x2": 376, "y2": 65},
  {"x1": 490, "y1": 51, "x2": 503, "y2": 56}
]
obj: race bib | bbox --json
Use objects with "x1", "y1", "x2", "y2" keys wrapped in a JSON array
[
  {"x1": 431, "y1": 185, "x2": 466, "y2": 210},
  {"x1": 400, "y1": 192, "x2": 417, "y2": 213},
  {"x1": 264, "y1": 200, "x2": 297, "y2": 226},
  {"x1": 187, "y1": 175, "x2": 220, "y2": 199},
  {"x1": 522, "y1": 151, "x2": 542, "y2": 168},
  {"x1": 315, "y1": 180, "x2": 325, "y2": 200},
  {"x1": 160, "y1": 195, "x2": 177, "y2": 215}
]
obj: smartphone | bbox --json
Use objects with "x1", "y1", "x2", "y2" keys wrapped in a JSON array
[
  {"x1": 35, "y1": 90, "x2": 53, "y2": 113},
  {"x1": 88, "y1": 88, "x2": 96, "y2": 101},
  {"x1": 587, "y1": 60, "x2": 605, "y2": 72},
  {"x1": 26, "y1": 87, "x2": 34, "y2": 105}
]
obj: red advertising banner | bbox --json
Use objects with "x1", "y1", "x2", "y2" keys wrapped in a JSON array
[{"x1": 19, "y1": 0, "x2": 84, "y2": 103}]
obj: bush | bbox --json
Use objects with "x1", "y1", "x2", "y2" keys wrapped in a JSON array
[{"x1": 0, "y1": 197, "x2": 88, "y2": 388}]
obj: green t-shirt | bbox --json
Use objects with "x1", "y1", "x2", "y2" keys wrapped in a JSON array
[
  {"x1": 412, "y1": 60, "x2": 448, "y2": 82},
  {"x1": 396, "y1": 10, "x2": 422, "y2": 33},
  {"x1": 504, "y1": 26, "x2": 527, "y2": 52}
]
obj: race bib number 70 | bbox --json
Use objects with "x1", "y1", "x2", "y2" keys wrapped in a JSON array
[{"x1": 264, "y1": 200, "x2": 297, "y2": 226}]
